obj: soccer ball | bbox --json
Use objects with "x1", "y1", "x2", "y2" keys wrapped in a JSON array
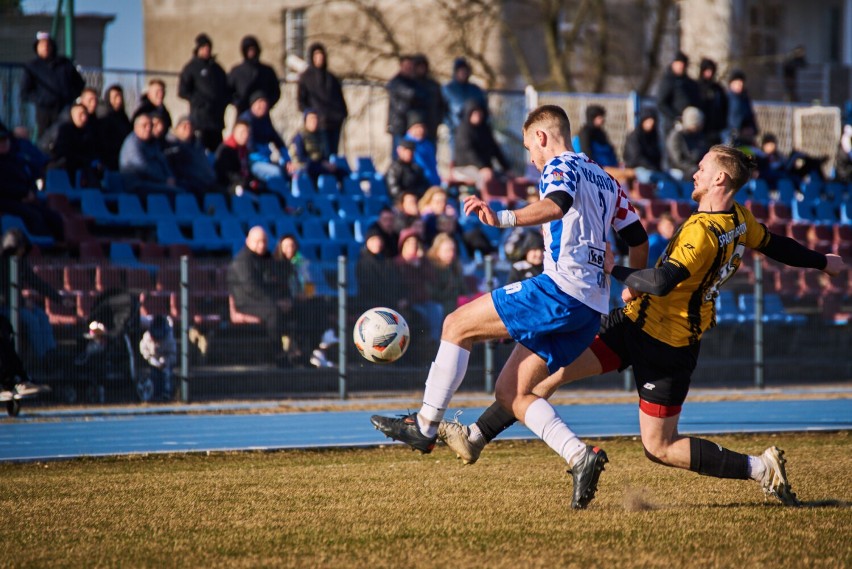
[{"x1": 353, "y1": 307, "x2": 410, "y2": 363}]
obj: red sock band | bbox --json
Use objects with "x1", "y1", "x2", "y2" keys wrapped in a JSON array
[
  {"x1": 639, "y1": 399, "x2": 682, "y2": 418},
  {"x1": 589, "y1": 336, "x2": 621, "y2": 373}
]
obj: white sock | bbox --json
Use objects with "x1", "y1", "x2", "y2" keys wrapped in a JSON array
[
  {"x1": 747, "y1": 455, "x2": 766, "y2": 481},
  {"x1": 468, "y1": 423, "x2": 484, "y2": 445},
  {"x1": 417, "y1": 341, "x2": 471, "y2": 437},
  {"x1": 523, "y1": 398, "x2": 586, "y2": 467}
]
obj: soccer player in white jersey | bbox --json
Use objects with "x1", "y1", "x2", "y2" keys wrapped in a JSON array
[{"x1": 371, "y1": 105, "x2": 649, "y2": 507}]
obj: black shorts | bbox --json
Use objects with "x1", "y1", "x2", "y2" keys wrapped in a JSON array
[{"x1": 598, "y1": 308, "x2": 700, "y2": 408}]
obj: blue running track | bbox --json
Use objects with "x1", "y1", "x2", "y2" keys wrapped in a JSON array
[{"x1": 1, "y1": 397, "x2": 849, "y2": 462}]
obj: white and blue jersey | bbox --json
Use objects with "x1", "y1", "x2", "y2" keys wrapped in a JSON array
[
  {"x1": 538, "y1": 151, "x2": 639, "y2": 314},
  {"x1": 491, "y1": 151, "x2": 640, "y2": 373}
]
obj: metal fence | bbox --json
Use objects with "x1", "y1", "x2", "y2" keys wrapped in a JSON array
[{"x1": 4, "y1": 251, "x2": 850, "y2": 408}]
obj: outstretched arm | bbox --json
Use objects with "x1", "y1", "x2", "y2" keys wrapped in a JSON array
[
  {"x1": 758, "y1": 232, "x2": 844, "y2": 276},
  {"x1": 611, "y1": 261, "x2": 690, "y2": 296},
  {"x1": 463, "y1": 192, "x2": 565, "y2": 228}
]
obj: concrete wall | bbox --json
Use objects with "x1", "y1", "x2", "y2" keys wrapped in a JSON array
[{"x1": 0, "y1": 14, "x2": 112, "y2": 67}]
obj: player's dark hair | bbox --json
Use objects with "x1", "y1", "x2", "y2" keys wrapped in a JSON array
[
  {"x1": 523, "y1": 105, "x2": 571, "y2": 141},
  {"x1": 709, "y1": 144, "x2": 756, "y2": 191}
]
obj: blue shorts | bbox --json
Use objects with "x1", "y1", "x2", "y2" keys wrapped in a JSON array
[{"x1": 491, "y1": 273, "x2": 601, "y2": 374}]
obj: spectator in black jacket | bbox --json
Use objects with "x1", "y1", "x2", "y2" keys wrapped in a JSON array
[
  {"x1": 48, "y1": 103, "x2": 99, "y2": 188},
  {"x1": 413, "y1": 54, "x2": 446, "y2": 145},
  {"x1": 97, "y1": 84, "x2": 132, "y2": 171},
  {"x1": 228, "y1": 226, "x2": 297, "y2": 365},
  {"x1": 451, "y1": 100, "x2": 511, "y2": 191},
  {"x1": 656, "y1": 51, "x2": 700, "y2": 136},
  {"x1": 355, "y1": 224, "x2": 405, "y2": 315},
  {"x1": 133, "y1": 79, "x2": 172, "y2": 132},
  {"x1": 0, "y1": 125, "x2": 64, "y2": 241},
  {"x1": 298, "y1": 43, "x2": 348, "y2": 157},
  {"x1": 21, "y1": 32, "x2": 84, "y2": 139},
  {"x1": 697, "y1": 58, "x2": 728, "y2": 146},
  {"x1": 726, "y1": 69, "x2": 758, "y2": 144},
  {"x1": 666, "y1": 106, "x2": 707, "y2": 180},
  {"x1": 386, "y1": 139, "x2": 430, "y2": 199},
  {"x1": 229, "y1": 35, "x2": 281, "y2": 115},
  {"x1": 577, "y1": 105, "x2": 619, "y2": 167},
  {"x1": 623, "y1": 107, "x2": 663, "y2": 172},
  {"x1": 507, "y1": 232, "x2": 545, "y2": 284},
  {"x1": 178, "y1": 33, "x2": 231, "y2": 152},
  {"x1": 386, "y1": 55, "x2": 424, "y2": 156},
  {"x1": 214, "y1": 119, "x2": 258, "y2": 194}
]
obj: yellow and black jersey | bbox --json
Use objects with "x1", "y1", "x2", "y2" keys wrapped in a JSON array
[{"x1": 624, "y1": 202, "x2": 769, "y2": 347}]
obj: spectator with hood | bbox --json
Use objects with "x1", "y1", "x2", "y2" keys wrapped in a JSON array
[
  {"x1": 452, "y1": 100, "x2": 511, "y2": 191},
  {"x1": 442, "y1": 57, "x2": 488, "y2": 160},
  {"x1": 229, "y1": 35, "x2": 281, "y2": 115},
  {"x1": 727, "y1": 69, "x2": 758, "y2": 144},
  {"x1": 623, "y1": 107, "x2": 663, "y2": 173},
  {"x1": 386, "y1": 55, "x2": 424, "y2": 155},
  {"x1": 577, "y1": 104, "x2": 618, "y2": 167},
  {"x1": 179, "y1": 33, "x2": 231, "y2": 152},
  {"x1": 656, "y1": 51, "x2": 700, "y2": 136},
  {"x1": 413, "y1": 54, "x2": 446, "y2": 145},
  {"x1": 298, "y1": 43, "x2": 348, "y2": 156},
  {"x1": 697, "y1": 58, "x2": 728, "y2": 146},
  {"x1": 21, "y1": 31, "x2": 84, "y2": 138},
  {"x1": 98, "y1": 84, "x2": 132, "y2": 170}
]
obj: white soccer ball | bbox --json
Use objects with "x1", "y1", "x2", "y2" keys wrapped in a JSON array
[{"x1": 353, "y1": 307, "x2": 410, "y2": 364}]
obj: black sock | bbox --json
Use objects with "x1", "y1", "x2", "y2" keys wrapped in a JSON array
[
  {"x1": 689, "y1": 437, "x2": 750, "y2": 480},
  {"x1": 475, "y1": 402, "x2": 517, "y2": 443}
]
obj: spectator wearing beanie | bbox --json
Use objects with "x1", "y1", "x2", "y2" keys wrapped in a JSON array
[
  {"x1": 229, "y1": 35, "x2": 281, "y2": 115},
  {"x1": 297, "y1": 43, "x2": 348, "y2": 157},
  {"x1": 178, "y1": 33, "x2": 231, "y2": 152}
]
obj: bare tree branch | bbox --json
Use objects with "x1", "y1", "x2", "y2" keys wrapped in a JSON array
[{"x1": 637, "y1": 0, "x2": 674, "y2": 95}]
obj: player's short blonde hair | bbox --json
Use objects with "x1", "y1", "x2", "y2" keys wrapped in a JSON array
[
  {"x1": 523, "y1": 105, "x2": 571, "y2": 142},
  {"x1": 709, "y1": 144, "x2": 756, "y2": 192}
]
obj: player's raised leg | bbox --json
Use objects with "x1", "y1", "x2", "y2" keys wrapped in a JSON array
[
  {"x1": 370, "y1": 293, "x2": 510, "y2": 453},
  {"x1": 638, "y1": 408, "x2": 800, "y2": 506}
]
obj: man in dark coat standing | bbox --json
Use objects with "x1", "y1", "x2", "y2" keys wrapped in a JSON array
[
  {"x1": 697, "y1": 58, "x2": 728, "y2": 146},
  {"x1": 228, "y1": 35, "x2": 281, "y2": 115},
  {"x1": 297, "y1": 43, "x2": 348, "y2": 156},
  {"x1": 178, "y1": 33, "x2": 231, "y2": 152},
  {"x1": 386, "y1": 55, "x2": 424, "y2": 157},
  {"x1": 656, "y1": 51, "x2": 700, "y2": 137},
  {"x1": 21, "y1": 31, "x2": 85, "y2": 140}
]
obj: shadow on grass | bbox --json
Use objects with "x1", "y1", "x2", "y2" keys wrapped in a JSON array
[
  {"x1": 800, "y1": 499, "x2": 852, "y2": 508},
  {"x1": 700, "y1": 499, "x2": 852, "y2": 509}
]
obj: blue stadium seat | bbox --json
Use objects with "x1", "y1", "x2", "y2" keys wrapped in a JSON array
[
  {"x1": 368, "y1": 174, "x2": 388, "y2": 198},
  {"x1": 346, "y1": 241, "x2": 361, "y2": 261},
  {"x1": 116, "y1": 193, "x2": 151, "y2": 226},
  {"x1": 841, "y1": 197, "x2": 852, "y2": 224},
  {"x1": 109, "y1": 242, "x2": 150, "y2": 269},
  {"x1": 678, "y1": 181, "x2": 695, "y2": 202},
  {"x1": 174, "y1": 193, "x2": 203, "y2": 225},
  {"x1": 299, "y1": 241, "x2": 320, "y2": 261},
  {"x1": 734, "y1": 184, "x2": 750, "y2": 204},
  {"x1": 775, "y1": 178, "x2": 796, "y2": 204},
  {"x1": 202, "y1": 193, "x2": 232, "y2": 219},
  {"x1": 748, "y1": 179, "x2": 770, "y2": 204},
  {"x1": 791, "y1": 198, "x2": 816, "y2": 223},
  {"x1": 147, "y1": 194, "x2": 177, "y2": 222},
  {"x1": 102, "y1": 170, "x2": 126, "y2": 194},
  {"x1": 291, "y1": 172, "x2": 317, "y2": 198},
  {"x1": 191, "y1": 218, "x2": 229, "y2": 252},
  {"x1": 81, "y1": 190, "x2": 120, "y2": 225},
  {"x1": 329, "y1": 154, "x2": 352, "y2": 175},
  {"x1": 319, "y1": 241, "x2": 346, "y2": 262},
  {"x1": 156, "y1": 220, "x2": 190, "y2": 246},
  {"x1": 328, "y1": 219, "x2": 355, "y2": 241},
  {"x1": 363, "y1": 195, "x2": 390, "y2": 218},
  {"x1": 337, "y1": 195, "x2": 362, "y2": 220},
  {"x1": 219, "y1": 217, "x2": 247, "y2": 249},
  {"x1": 300, "y1": 217, "x2": 328, "y2": 240},
  {"x1": 1, "y1": 215, "x2": 54, "y2": 248},
  {"x1": 355, "y1": 156, "x2": 376, "y2": 179},
  {"x1": 275, "y1": 216, "x2": 299, "y2": 239},
  {"x1": 44, "y1": 169, "x2": 74, "y2": 194},
  {"x1": 303, "y1": 197, "x2": 337, "y2": 220},
  {"x1": 342, "y1": 175, "x2": 364, "y2": 196},
  {"x1": 317, "y1": 174, "x2": 339, "y2": 194},
  {"x1": 231, "y1": 194, "x2": 258, "y2": 221},
  {"x1": 738, "y1": 293, "x2": 807, "y2": 324},
  {"x1": 715, "y1": 290, "x2": 743, "y2": 324},
  {"x1": 257, "y1": 193, "x2": 286, "y2": 222},
  {"x1": 353, "y1": 217, "x2": 376, "y2": 242},
  {"x1": 800, "y1": 179, "x2": 823, "y2": 203},
  {"x1": 825, "y1": 182, "x2": 847, "y2": 205},
  {"x1": 814, "y1": 199, "x2": 838, "y2": 223},
  {"x1": 656, "y1": 179, "x2": 681, "y2": 201}
]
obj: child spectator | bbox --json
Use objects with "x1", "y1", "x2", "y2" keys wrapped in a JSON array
[
  {"x1": 139, "y1": 315, "x2": 177, "y2": 401},
  {"x1": 507, "y1": 232, "x2": 545, "y2": 283},
  {"x1": 404, "y1": 112, "x2": 440, "y2": 186},
  {"x1": 647, "y1": 212, "x2": 676, "y2": 267}
]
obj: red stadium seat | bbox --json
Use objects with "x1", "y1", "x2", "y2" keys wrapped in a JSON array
[
  {"x1": 95, "y1": 266, "x2": 124, "y2": 292},
  {"x1": 64, "y1": 266, "x2": 95, "y2": 293},
  {"x1": 140, "y1": 291, "x2": 172, "y2": 317}
]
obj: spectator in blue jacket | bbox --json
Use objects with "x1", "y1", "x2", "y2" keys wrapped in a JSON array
[
  {"x1": 164, "y1": 116, "x2": 219, "y2": 195},
  {"x1": 119, "y1": 113, "x2": 179, "y2": 196},
  {"x1": 577, "y1": 105, "x2": 619, "y2": 167},
  {"x1": 442, "y1": 57, "x2": 488, "y2": 161},
  {"x1": 727, "y1": 70, "x2": 758, "y2": 144},
  {"x1": 238, "y1": 91, "x2": 291, "y2": 193}
]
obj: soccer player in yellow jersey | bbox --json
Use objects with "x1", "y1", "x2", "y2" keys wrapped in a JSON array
[{"x1": 439, "y1": 145, "x2": 845, "y2": 508}]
